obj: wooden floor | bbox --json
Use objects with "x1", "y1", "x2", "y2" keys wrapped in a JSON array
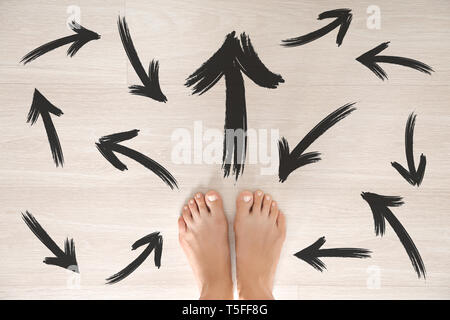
[{"x1": 0, "y1": 0, "x2": 449, "y2": 299}]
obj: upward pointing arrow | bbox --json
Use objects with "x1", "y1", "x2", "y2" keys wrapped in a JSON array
[
  {"x1": 27, "y1": 89, "x2": 64, "y2": 167},
  {"x1": 281, "y1": 8, "x2": 352, "y2": 47},
  {"x1": 186, "y1": 31, "x2": 284, "y2": 180}
]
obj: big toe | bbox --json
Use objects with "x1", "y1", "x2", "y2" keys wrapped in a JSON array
[
  {"x1": 205, "y1": 190, "x2": 224, "y2": 216},
  {"x1": 236, "y1": 190, "x2": 253, "y2": 218}
]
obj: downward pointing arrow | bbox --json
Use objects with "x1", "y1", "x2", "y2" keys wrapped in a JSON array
[
  {"x1": 27, "y1": 89, "x2": 64, "y2": 167},
  {"x1": 22, "y1": 211, "x2": 78, "y2": 273},
  {"x1": 282, "y1": 8, "x2": 352, "y2": 47},
  {"x1": 361, "y1": 192, "x2": 426, "y2": 279},
  {"x1": 391, "y1": 113, "x2": 426, "y2": 186},
  {"x1": 118, "y1": 16, "x2": 167, "y2": 102},
  {"x1": 294, "y1": 236, "x2": 371, "y2": 272},
  {"x1": 278, "y1": 103, "x2": 356, "y2": 182},
  {"x1": 106, "y1": 232, "x2": 162, "y2": 284},
  {"x1": 21, "y1": 20, "x2": 100, "y2": 64},
  {"x1": 96, "y1": 129, "x2": 178, "y2": 189},
  {"x1": 356, "y1": 42, "x2": 433, "y2": 80}
]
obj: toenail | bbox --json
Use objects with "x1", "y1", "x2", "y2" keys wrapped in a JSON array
[
  {"x1": 207, "y1": 194, "x2": 217, "y2": 202},
  {"x1": 272, "y1": 202, "x2": 276, "y2": 207},
  {"x1": 266, "y1": 195, "x2": 271, "y2": 201},
  {"x1": 195, "y1": 193, "x2": 202, "y2": 198},
  {"x1": 190, "y1": 200, "x2": 194, "y2": 204},
  {"x1": 183, "y1": 206, "x2": 188, "y2": 210},
  {"x1": 243, "y1": 195, "x2": 252, "y2": 202},
  {"x1": 257, "y1": 191, "x2": 262, "y2": 196}
]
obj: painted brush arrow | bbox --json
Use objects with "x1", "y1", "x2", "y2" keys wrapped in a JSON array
[
  {"x1": 96, "y1": 129, "x2": 178, "y2": 189},
  {"x1": 21, "y1": 20, "x2": 100, "y2": 64},
  {"x1": 27, "y1": 89, "x2": 64, "y2": 167},
  {"x1": 356, "y1": 42, "x2": 433, "y2": 80},
  {"x1": 118, "y1": 16, "x2": 167, "y2": 102},
  {"x1": 361, "y1": 192, "x2": 426, "y2": 279},
  {"x1": 391, "y1": 113, "x2": 426, "y2": 186},
  {"x1": 294, "y1": 236, "x2": 371, "y2": 271},
  {"x1": 106, "y1": 232, "x2": 162, "y2": 284},
  {"x1": 22, "y1": 211, "x2": 78, "y2": 273},
  {"x1": 278, "y1": 102, "x2": 356, "y2": 182},
  {"x1": 282, "y1": 8, "x2": 352, "y2": 47},
  {"x1": 186, "y1": 31, "x2": 284, "y2": 180}
]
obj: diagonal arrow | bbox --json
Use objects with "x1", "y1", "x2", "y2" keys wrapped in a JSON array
[
  {"x1": 281, "y1": 8, "x2": 352, "y2": 47},
  {"x1": 361, "y1": 192, "x2": 426, "y2": 279},
  {"x1": 391, "y1": 112, "x2": 426, "y2": 186},
  {"x1": 356, "y1": 42, "x2": 434, "y2": 80},
  {"x1": 95, "y1": 129, "x2": 178, "y2": 189},
  {"x1": 22, "y1": 211, "x2": 79, "y2": 273},
  {"x1": 27, "y1": 89, "x2": 64, "y2": 167},
  {"x1": 186, "y1": 31, "x2": 284, "y2": 180},
  {"x1": 278, "y1": 103, "x2": 356, "y2": 182},
  {"x1": 21, "y1": 20, "x2": 100, "y2": 64},
  {"x1": 294, "y1": 236, "x2": 371, "y2": 271},
  {"x1": 118, "y1": 16, "x2": 167, "y2": 102},
  {"x1": 106, "y1": 231, "x2": 162, "y2": 284}
]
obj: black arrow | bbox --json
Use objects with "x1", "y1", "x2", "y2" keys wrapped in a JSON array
[
  {"x1": 278, "y1": 103, "x2": 356, "y2": 182},
  {"x1": 392, "y1": 113, "x2": 426, "y2": 186},
  {"x1": 106, "y1": 231, "x2": 162, "y2": 284},
  {"x1": 27, "y1": 89, "x2": 64, "y2": 167},
  {"x1": 96, "y1": 129, "x2": 178, "y2": 189},
  {"x1": 118, "y1": 16, "x2": 167, "y2": 102},
  {"x1": 356, "y1": 42, "x2": 433, "y2": 80},
  {"x1": 294, "y1": 236, "x2": 371, "y2": 271},
  {"x1": 22, "y1": 211, "x2": 78, "y2": 273},
  {"x1": 21, "y1": 20, "x2": 100, "y2": 65},
  {"x1": 281, "y1": 8, "x2": 352, "y2": 47},
  {"x1": 361, "y1": 192, "x2": 426, "y2": 279},
  {"x1": 186, "y1": 31, "x2": 284, "y2": 180}
]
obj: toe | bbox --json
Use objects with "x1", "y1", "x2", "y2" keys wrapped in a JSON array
[
  {"x1": 261, "y1": 194, "x2": 272, "y2": 215},
  {"x1": 194, "y1": 192, "x2": 209, "y2": 215},
  {"x1": 252, "y1": 190, "x2": 264, "y2": 213},
  {"x1": 205, "y1": 190, "x2": 224, "y2": 216},
  {"x1": 269, "y1": 200, "x2": 279, "y2": 220},
  {"x1": 182, "y1": 205, "x2": 194, "y2": 228},
  {"x1": 178, "y1": 215, "x2": 187, "y2": 234},
  {"x1": 188, "y1": 198, "x2": 200, "y2": 218},
  {"x1": 236, "y1": 190, "x2": 253, "y2": 217}
]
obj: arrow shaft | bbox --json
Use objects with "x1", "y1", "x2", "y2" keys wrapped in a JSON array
[
  {"x1": 40, "y1": 111, "x2": 64, "y2": 167},
  {"x1": 317, "y1": 248, "x2": 370, "y2": 258},
  {"x1": 21, "y1": 34, "x2": 79, "y2": 64},
  {"x1": 405, "y1": 114, "x2": 417, "y2": 174},
  {"x1": 282, "y1": 18, "x2": 341, "y2": 47}
]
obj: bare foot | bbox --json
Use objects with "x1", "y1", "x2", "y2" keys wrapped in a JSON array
[
  {"x1": 234, "y1": 190, "x2": 286, "y2": 299},
  {"x1": 178, "y1": 190, "x2": 233, "y2": 299}
]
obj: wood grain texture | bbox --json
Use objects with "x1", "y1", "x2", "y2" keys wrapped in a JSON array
[{"x1": 0, "y1": 0, "x2": 449, "y2": 299}]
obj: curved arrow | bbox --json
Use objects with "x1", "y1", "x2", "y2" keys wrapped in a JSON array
[
  {"x1": 96, "y1": 129, "x2": 178, "y2": 189},
  {"x1": 282, "y1": 8, "x2": 352, "y2": 47},
  {"x1": 186, "y1": 31, "x2": 284, "y2": 180},
  {"x1": 27, "y1": 89, "x2": 64, "y2": 167},
  {"x1": 22, "y1": 211, "x2": 78, "y2": 273},
  {"x1": 278, "y1": 102, "x2": 356, "y2": 182},
  {"x1": 106, "y1": 232, "x2": 162, "y2": 284},
  {"x1": 294, "y1": 236, "x2": 371, "y2": 271},
  {"x1": 356, "y1": 42, "x2": 433, "y2": 80},
  {"x1": 21, "y1": 20, "x2": 100, "y2": 64},
  {"x1": 391, "y1": 113, "x2": 426, "y2": 186},
  {"x1": 361, "y1": 192, "x2": 426, "y2": 279},
  {"x1": 118, "y1": 16, "x2": 167, "y2": 102}
]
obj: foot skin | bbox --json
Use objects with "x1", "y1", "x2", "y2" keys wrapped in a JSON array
[
  {"x1": 234, "y1": 190, "x2": 286, "y2": 300},
  {"x1": 178, "y1": 191, "x2": 233, "y2": 300}
]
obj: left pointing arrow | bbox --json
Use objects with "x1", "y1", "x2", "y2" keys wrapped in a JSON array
[
  {"x1": 21, "y1": 20, "x2": 100, "y2": 65},
  {"x1": 294, "y1": 236, "x2": 371, "y2": 271},
  {"x1": 96, "y1": 129, "x2": 178, "y2": 189},
  {"x1": 27, "y1": 89, "x2": 64, "y2": 167},
  {"x1": 22, "y1": 211, "x2": 79, "y2": 273}
]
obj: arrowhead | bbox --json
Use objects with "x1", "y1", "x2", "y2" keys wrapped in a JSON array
[
  {"x1": 67, "y1": 20, "x2": 101, "y2": 57},
  {"x1": 27, "y1": 89, "x2": 63, "y2": 125},
  {"x1": 356, "y1": 42, "x2": 390, "y2": 80},
  {"x1": 294, "y1": 237, "x2": 327, "y2": 271},
  {"x1": 129, "y1": 60, "x2": 168, "y2": 102},
  {"x1": 361, "y1": 192, "x2": 403, "y2": 236},
  {"x1": 44, "y1": 238, "x2": 79, "y2": 273}
]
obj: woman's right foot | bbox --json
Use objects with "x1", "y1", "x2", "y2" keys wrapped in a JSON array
[{"x1": 234, "y1": 190, "x2": 286, "y2": 300}]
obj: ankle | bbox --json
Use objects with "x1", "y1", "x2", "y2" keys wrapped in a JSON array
[{"x1": 199, "y1": 280, "x2": 234, "y2": 300}]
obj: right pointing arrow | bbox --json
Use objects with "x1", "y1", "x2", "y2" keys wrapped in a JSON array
[
  {"x1": 391, "y1": 112, "x2": 426, "y2": 186},
  {"x1": 356, "y1": 42, "x2": 434, "y2": 80},
  {"x1": 294, "y1": 236, "x2": 371, "y2": 272},
  {"x1": 281, "y1": 8, "x2": 352, "y2": 47}
]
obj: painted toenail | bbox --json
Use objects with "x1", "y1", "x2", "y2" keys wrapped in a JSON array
[
  {"x1": 243, "y1": 195, "x2": 252, "y2": 202},
  {"x1": 207, "y1": 194, "x2": 217, "y2": 201}
]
